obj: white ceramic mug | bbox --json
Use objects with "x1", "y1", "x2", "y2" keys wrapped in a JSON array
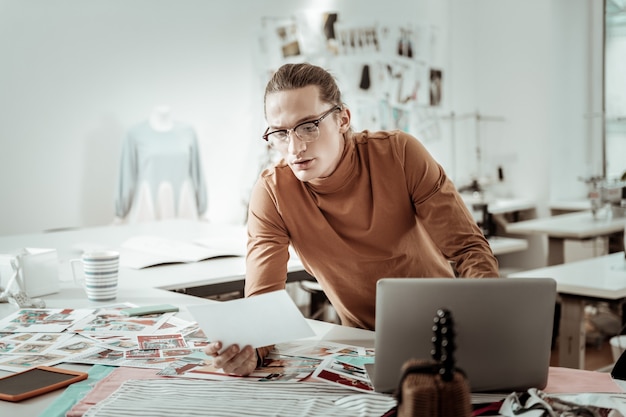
[{"x1": 70, "y1": 250, "x2": 119, "y2": 301}]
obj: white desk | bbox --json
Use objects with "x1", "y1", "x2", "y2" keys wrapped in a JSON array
[
  {"x1": 488, "y1": 236, "x2": 528, "y2": 255},
  {"x1": 549, "y1": 200, "x2": 591, "y2": 215},
  {"x1": 460, "y1": 195, "x2": 536, "y2": 214},
  {"x1": 0, "y1": 220, "x2": 525, "y2": 298},
  {"x1": 0, "y1": 283, "x2": 375, "y2": 417},
  {"x1": 462, "y1": 196, "x2": 537, "y2": 230},
  {"x1": 505, "y1": 211, "x2": 626, "y2": 265},
  {"x1": 487, "y1": 198, "x2": 536, "y2": 215},
  {"x1": 509, "y1": 252, "x2": 626, "y2": 369},
  {"x1": 0, "y1": 220, "x2": 310, "y2": 297}
]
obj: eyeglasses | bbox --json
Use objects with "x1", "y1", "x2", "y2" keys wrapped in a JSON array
[{"x1": 262, "y1": 106, "x2": 341, "y2": 148}]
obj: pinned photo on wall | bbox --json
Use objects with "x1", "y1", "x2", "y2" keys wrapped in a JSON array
[
  {"x1": 397, "y1": 27, "x2": 414, "y2": 58},
  {"x1": 257, "y1": 16, "x2": 304, "y2": 70},
  {"x1": 277, "y1": 24, "x2": 301, "y2": 58},
  {"x1": 384, "y1": 60, "x2": 428, "y2": 106},
  {"x1": 392, "y1": 24, "x2": 430, "y2": 62},
  {"x1": 430, "y1": 68, "x2": 442, "y2": 106},
  {"x1": 359, "y1": 64, "x2": 371, "y2": 91},
  {"x1": 323, "y1": 12, "x2": 339, "y2": 55},
  {"x1": 294, "y1": 11, "x2": 330, "y2": 57},
  {"x1": 391, "y1": 106, "x2": 411, "y2": 132},
  {"x1": 334, "y1": 22, "x2": 380, "y2": 56}
]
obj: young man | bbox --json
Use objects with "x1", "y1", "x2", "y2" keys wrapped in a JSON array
[{"x1": 206, "y1": 63, "x2": 499, "y2": 376}]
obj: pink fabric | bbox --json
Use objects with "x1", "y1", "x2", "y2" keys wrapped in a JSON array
[
  {"x1": 544, "y1": 366, "x2": 623, "y2": 394},
  {"x1": 66, "y1": 367, "x2": 167, "y2": 417}
]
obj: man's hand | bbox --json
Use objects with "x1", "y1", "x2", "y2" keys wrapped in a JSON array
[{"x1": 204, "y1": 341, "x2": 257, "y2": 376}]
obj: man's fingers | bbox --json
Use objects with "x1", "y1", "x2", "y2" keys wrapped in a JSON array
[
  {"x1": 212, "y1": 344, "x2": 239, "y2": 369},
  {"x1": 204, "y1": 341, "x2": 222, "y2": 356},
  {"x1": 226, "y1": 346, "x2": 256, "y2": 375},
  {"x1": 202, "y1": 342, "x2": 256, "y2": 376}
]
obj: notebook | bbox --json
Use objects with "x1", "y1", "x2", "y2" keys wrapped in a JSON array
[{"x1": 366, "y1": 277, "x2": 556, "y2": 393}]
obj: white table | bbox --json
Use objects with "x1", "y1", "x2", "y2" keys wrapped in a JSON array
[
  {"x1": 549, "y1": 199, "x2": 591, "y2": 215},
  {"x1": 0, "y1": 219, "x2": 526, "y2": 298},
  {"x1": 487, "y1": 198, "x2": 536, "y2": 216},
  {"x1": 488, "y1": 236, "x2": 528, "y2": 255},
  {"x1": 0, "y1": 283, "x2": 375, "y2": 416},
  {"x1": 0, "y1": 220, "x2": 310, "y2": 297},
  {"x1": 461, "y1": 196, "x2": 536, "y2": 214},
  {"x1": 505, "y1": 211, "x2": 626, "y2": 265},
  {"x1": 509, "y1": 252, "x2": 626, "y2": 369}
]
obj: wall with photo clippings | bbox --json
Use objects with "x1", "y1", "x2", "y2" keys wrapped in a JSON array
[{"x1": 255, "y1": 12, "x2": 448, "y2": 144}]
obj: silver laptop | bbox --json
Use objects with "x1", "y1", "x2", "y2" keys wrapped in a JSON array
[{"x1": 366, "y1": 277, "x2": 556, "y2": 393}]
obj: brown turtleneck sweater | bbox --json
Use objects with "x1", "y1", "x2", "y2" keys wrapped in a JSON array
[{"x1": 246, "y1": 129, "x2": 498, "y2": 334}]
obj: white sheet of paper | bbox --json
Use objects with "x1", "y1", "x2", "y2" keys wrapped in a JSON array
[
  {"x1": 186, "y1": 290, "x2": 315, "y2": 350},
  {"x1": 119, "y1": 236, "x2": 242, "y2": 269}
]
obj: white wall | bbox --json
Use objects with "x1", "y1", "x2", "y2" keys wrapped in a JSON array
[
  {"x1": 449, "y1": 0, "x2": 603, "y2": 208},
  {"x1": 454, "y1": 0, "x2": 603, "y2": 269},
  {"x1": 0, "y1": 0, "x2": 269, "y2": 233},
  {"x1": 605, "y1": 2, "x2": 626, "y2": 179},
  {"x1": 0, "y1": 0, "x2": 601, "y2": 239}
]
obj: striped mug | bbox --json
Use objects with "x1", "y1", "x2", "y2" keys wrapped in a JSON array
[{"x1": 70, "y1": 250, "x2": 119, "y2": 301}]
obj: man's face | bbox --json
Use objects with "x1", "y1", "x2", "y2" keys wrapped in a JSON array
[{"x1": 264, "y1": 85, "x2": 349, "y2": 182}]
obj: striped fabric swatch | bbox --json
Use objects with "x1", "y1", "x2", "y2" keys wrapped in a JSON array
[{"x1": 82, "y1": 379, "x2": 397, "y2": 417}]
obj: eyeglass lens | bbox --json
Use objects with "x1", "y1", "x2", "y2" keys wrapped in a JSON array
[
  {"x1": 273, "y1": 122, "x2": 318, "y2": 142},
  {"x1": 266, "y1": 106, "x2": 340, "y2": 148}
]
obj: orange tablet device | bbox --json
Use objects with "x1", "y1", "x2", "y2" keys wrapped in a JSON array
[{"x1": 0, "y1": 366, "x2": 88, "y2": 402}]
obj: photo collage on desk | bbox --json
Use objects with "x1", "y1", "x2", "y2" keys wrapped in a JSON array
[
  {"x1": 0, "y1": 306, "x2": 377, "y2": 393},
  {"x1": 156, "y1": 340, "x2": 376, "y2": 393},
  {"x1": 0, "y1": 304, "x2": 209, "y2": 373}
]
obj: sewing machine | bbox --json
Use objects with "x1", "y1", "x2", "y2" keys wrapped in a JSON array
[{"x1": 582, "y1": 176, "x2": 626, "y2": 219}]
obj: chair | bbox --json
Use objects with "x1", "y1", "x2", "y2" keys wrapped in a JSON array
[
  {"x1": 612, "y1": 350, "x2": 626, "y2": 380},
  {"x1": 298, "y1": 280, "x2": 339, "y2": 324}
]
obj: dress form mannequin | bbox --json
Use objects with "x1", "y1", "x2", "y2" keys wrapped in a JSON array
[
  {"x1": 149, "y1": 105, "x2": 175, "y2": 132},
  {"x1": 115, "y1": 106, "x2": 208, "y2": 223}
]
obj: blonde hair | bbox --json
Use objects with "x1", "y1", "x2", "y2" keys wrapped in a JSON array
[{"x1": 264, "y1": 63, "x2": 343, "y2": 115}]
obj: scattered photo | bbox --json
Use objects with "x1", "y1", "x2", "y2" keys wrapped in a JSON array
[
  {"x1": 69, "y1": 305, "x2": 174, "y2": 335},
  {"x1": 0, "y1": 353, "x2": 65, "y2": 372},
  {"x1": 137, "y1": 333, "x2": 187, "y2": 350},
  {"x1": 0, "y1": 308, "x2": 94, "y2": 333},
  {"x1": 312, "y1": 357, "x2": 375, "y2": 393}
]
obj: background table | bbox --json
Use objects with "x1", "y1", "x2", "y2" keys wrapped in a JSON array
[
  {"x1": 509, "y1": 252, "x2": 626, "y2": 369},
  {"x1": 506, "y1": 211, "x2": 626, "y2": 265}
]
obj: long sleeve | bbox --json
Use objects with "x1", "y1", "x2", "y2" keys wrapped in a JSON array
[
  {"x1": 245, "y1": 175, "x2": 291, "y2": 298},
  {"x1": 115, "y1": 132, "x2": 137, "y2": 218},
  {"x1": 189, "y1": 130, "x2": 208, "y2": 216},
  {"x1": 400, "y1": 132, "x2": 499, "y2": 277}
]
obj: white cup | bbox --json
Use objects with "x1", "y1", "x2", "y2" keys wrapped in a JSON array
[{"x1": 70, "y1": 250, "x2": 119, "y2": 301}]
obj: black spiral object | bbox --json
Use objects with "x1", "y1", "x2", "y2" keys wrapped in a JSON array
[{"x1": 430, "y1": 308, "x2": 456, "y2": 382}]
